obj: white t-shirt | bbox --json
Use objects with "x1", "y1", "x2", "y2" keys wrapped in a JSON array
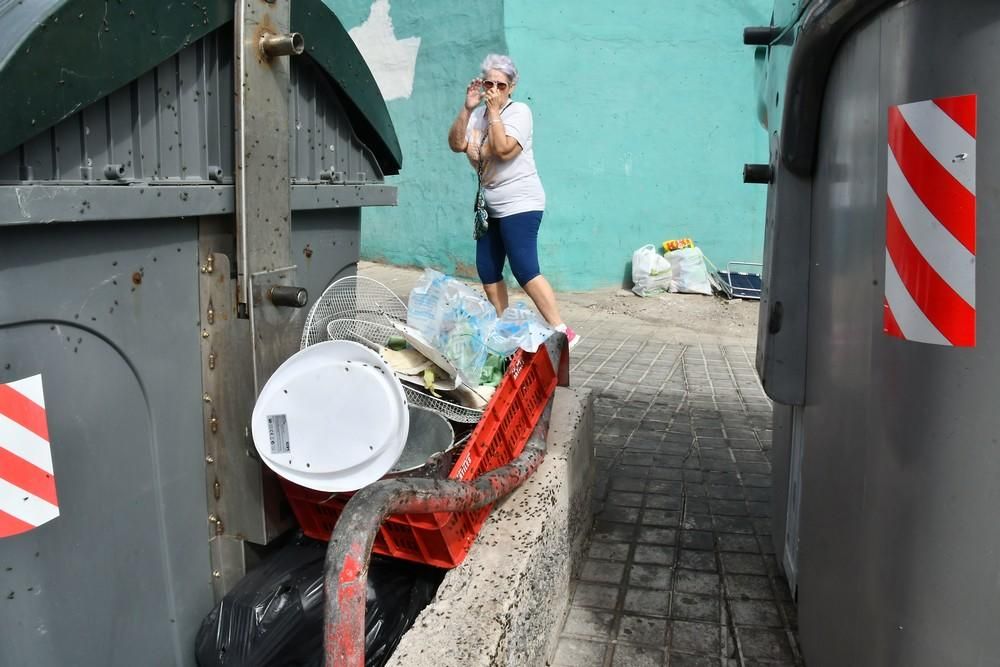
[{"x1": 466, "y1": 101, "x2": 546, "y2": 218}]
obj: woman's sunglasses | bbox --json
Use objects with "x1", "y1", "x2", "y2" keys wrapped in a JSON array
[{"x1": 482, "y1": 80, "x2": 509, "y2": 91}]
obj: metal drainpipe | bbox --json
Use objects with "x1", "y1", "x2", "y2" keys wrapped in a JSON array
[{"x1": 322, "y1": 400, "x2": 553, "y2": 667}]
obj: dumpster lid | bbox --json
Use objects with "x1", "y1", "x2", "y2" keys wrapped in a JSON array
[{"x1": 0, "y1": 0, "x2": 402, "y2": 174}]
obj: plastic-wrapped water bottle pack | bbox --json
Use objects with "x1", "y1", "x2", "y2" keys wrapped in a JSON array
[{"x1": 405, "y1": 269, "x2": 553, "y2": 385}]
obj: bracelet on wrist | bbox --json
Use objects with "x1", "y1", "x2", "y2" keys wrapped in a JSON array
[{"x1": 489, "y1": 118, "x2": 502, "y2": 125}]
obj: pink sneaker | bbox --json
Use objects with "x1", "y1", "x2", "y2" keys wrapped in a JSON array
[{"x1": 563, "y1": 325, "x2": 581, "y2": 350}]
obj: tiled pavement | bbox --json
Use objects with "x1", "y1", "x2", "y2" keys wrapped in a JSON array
[
  {"x1": 552, "y1": 316, "x2": 802, "y2": 667},
  {"x1": 357, "y1": 263, "x2": 801, "y2": 666}
]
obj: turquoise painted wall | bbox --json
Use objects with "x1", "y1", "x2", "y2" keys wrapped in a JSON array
[{"x1": 328, "y1": 0, "x2": 771, "y2": 291}]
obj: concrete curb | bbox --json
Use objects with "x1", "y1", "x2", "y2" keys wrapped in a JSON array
[{"x1": 387, "y1": 387, "x2": 595, "y2": 667}]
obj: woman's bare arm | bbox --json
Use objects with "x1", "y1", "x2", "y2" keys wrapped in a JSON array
[{"x1": 449, "y1": 79, "x2": 483, "y2": 152}]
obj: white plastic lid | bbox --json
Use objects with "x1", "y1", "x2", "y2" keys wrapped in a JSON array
[{"x1": 250, "y1": 340, "x2": 409, "y2": 492}]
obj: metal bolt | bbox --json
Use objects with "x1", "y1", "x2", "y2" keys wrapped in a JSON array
[
  {"x1": 208, "y1": 514, "x2": 218, "y2": 523},
  {"x1": 259, "y1": 31, "x2": 304, "y2": 58},
  {"x1": 201, "y1": 330, "x2": 209, "y2": 339},
  {"x1": 212, "y1": 570, "x2": 221, "y2": 578},
  {"x1": 208, "y1": 352, "x2": 216, "y2": 370},
  {"x1": 203, "y1": 393, "x2": 212, "y2": 403},
  {"x1": 104, "y1": 164, "x2": 126, "y2": 180},
  {"x1": 210, "y1": 413, "x2": 219, "y2": 434},
  {"x1": 207, "y1": 305, "x2": 215, "y2": 325},
  {"x1": 743, "y1": 163, "x2": 773, "y2": 185},
  {"x1": 205, "y1": 455, "x2": 215, "y2": 464},
  {"x1": 268, "y1": 285, "x2": 309, "y2": 308}
]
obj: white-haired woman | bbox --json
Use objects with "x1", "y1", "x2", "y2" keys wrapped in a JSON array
[{"x1": 447, "y1": 53, "x2": 579, "y2": 349}]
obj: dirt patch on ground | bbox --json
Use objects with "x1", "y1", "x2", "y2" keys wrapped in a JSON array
[{"x1": 559, "y1": 287, "x2": 760, "y2": 341}]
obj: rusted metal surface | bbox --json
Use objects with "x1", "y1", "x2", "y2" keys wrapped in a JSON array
[
  {"x1": 235, "y1": 0, "x2": 312, "y2": 392},
  {"x1": 322, "y1": 397, "x2": 555, "y2": 666},
  {"x1": 198, "y1": 226, "x2": 293, "y2": 599},
  {"x1": 260, "y1": 31, "x2": 304, "y2": 58},
  {"x1": 249, "y1": 266, "x2": 309, "y2": 391},
  {"x1": 235, "y1": 0, "x2": 296, "y2": 306}
]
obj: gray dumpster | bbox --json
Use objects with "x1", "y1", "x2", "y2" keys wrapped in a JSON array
[
  {"x1": 752, "y1": 0, "x2": 1000, "y2": 665},
  {"x1": 0, "y1": 1, "x2": 400, "y2": 665}
]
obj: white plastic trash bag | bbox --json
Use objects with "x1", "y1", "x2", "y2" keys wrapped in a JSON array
[
  {"x1": 631, "y1": 245, "x2": 673, "y2": 297},
  {"x1": 666, "y1": 247, "x2": 713, "y2": 295}
]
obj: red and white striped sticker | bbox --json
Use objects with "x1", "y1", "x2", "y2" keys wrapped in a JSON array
[
  {"x1": 884, "y1": 94, "x2": 977, "y2": 346},
  {"x1": 0, "y1": 375, "x2": 59, "y2": 537}
]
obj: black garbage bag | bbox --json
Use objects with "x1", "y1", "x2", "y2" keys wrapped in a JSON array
[{"x1": 195, "y1": 535, "x2": 443, "y2": 667}]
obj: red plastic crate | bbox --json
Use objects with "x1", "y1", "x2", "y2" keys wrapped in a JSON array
[{"x1": 280, "y1": 345, "x2": 559, "y2": 568}]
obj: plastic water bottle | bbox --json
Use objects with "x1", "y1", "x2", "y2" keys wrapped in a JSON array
[{"x1": 406, "y1": 269, "x2": 446, "y2": 340}]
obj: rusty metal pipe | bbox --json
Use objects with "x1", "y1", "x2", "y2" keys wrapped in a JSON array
[
  {"x1": 322, "y1": 400, "x2": 553, "y2": 667},
  {"x1": 260, "y1": 31, "x2": 304, "y2": 58}
]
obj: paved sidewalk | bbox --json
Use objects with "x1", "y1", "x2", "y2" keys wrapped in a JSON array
[
  {"x1": 554, "y1": 318, "x2": 800, "y2": 667},
  {"x1": 358, "y1": 263, "x2": 800, "y2": 667}
]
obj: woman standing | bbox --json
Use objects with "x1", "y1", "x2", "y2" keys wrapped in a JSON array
[{"x1": 447, "y1": 53, "x2": 579, "y2": 349}]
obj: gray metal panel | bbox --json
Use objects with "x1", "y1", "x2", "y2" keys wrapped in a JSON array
[
  {"x1": 22, "y1": 129, "x2": 54, "y2": 181},
  {"x1": 178, "y1": 45, "x2": 206, "y2": 181},
  {"x1": 792, "y1": 2, "x2": 1000, "y2": 665},
  {"x1": 135, "y1": 61, "x2": 161, "y2": 180},
  {"x1": 107, "y1": 87, "x2": 133, "y2": 172},
  {"x1": 0, "y1": 144, "x2": 16, "y2": 180},
  {"x1": 0, "y1": 219, "x2": 211, "y2": 667},
  {"x1": 53, "y1": 113, "x2": 82, "y2": 180},
  {"x1": 794, "y1": 15, "x2": 884, "y2": 666},
  {"x1": 781, "y1": 405, "x2": 803, "y2": 594},
  {"x1": 290, "y1": 207, "x2": 362, "y2": 295},
  {"x1": 290, "y1": 57, "x2": 384, "y2": 183},
  {"x1": 0, "y1": 28, "x2": 382, "y2": 187},
  {"x1": 0, "y1": 184, "x2": 397, "y2": 226},
  {"x1": 83, "y1": 101, "x2": 110, "y2": 180},
  {"x1": 155, "y1": 57, "x2": 184, "y2": 179},
  {"x1": 755, "y1": 28, "x2": 812, "y2": 406},
  {"x1": 768, "y1": 403, "x2": 792, "y2": 575}
]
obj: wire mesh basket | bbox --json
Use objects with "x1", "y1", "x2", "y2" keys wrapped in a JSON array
[
  {"x1": 304, "y1": 276, "x2": 486, "y2": 424},
  {"x1": 325, "y1": 318, "x2": 398, "y2": 352},
  {"x1": 300, "y1": 276, "x2": 407, "y2": 349},
  {"x1": 403, "y1": 387, "x2": 484, "y2": 424},
  {"x1": 325, "y1": 318, "x2": 485, "y2": 423}
]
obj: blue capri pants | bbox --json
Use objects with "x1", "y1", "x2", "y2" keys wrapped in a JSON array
[{"x1": 476, "y1": 210, "x2": 543, "y2": 287}]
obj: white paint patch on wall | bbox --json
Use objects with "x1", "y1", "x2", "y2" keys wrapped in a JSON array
[{"x1": 348, "y1": 0, "x2": 421, "y2": 101}]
